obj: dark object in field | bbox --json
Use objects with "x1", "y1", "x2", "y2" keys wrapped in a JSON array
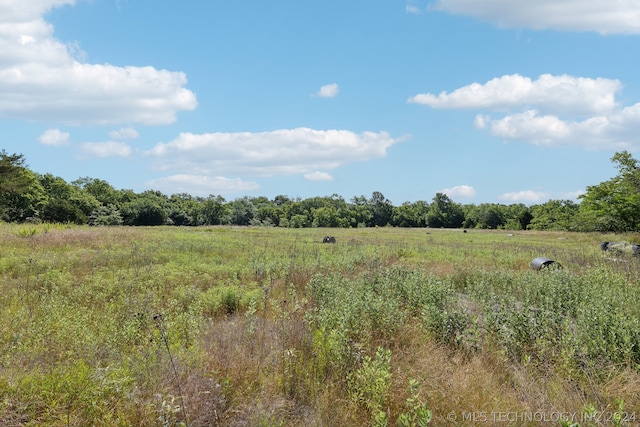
[
  {"x1": 322, "y1": 236, "x2": 336, "y2": 243},
  {"x1": 601, "y1": 241, "x2": 640, "y2": 256},
  {"x1": 531, "y1": 257, "x2": 562, "y2": 271}
]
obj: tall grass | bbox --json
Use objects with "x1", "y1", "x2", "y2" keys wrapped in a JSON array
[{"x1": 1, "y1": 224, "x2": 639, "y2": 426}]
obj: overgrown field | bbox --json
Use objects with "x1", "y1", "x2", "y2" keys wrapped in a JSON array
[{"x1": 1, "y1": 224, "x2": 640, "y2": 426}]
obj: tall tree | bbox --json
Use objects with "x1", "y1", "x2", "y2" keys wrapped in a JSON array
[
  {"x1": 349, "y1": 195, "x2": 372, "y2": 227},
  {"x1": 579, "y1": 151, "x2": 640, "y2": 232},
  {"x1": 72, "y1": 177, "x2": 121, "y2": 206},
  {"x1": 39, "y1": 174, "x2": 101, "y2": 224},
  {"x1": 392, "y1": 201, "x2": 429, "y2": 227},
  {"x1": 529, "y1": 200, "x2": 579, "y2": 231},
  {"x1": 0, "y1": 151, "x2": 46, "y2": 222},
  {"x1": 368, "y1": 191, "x2": 393, "y2": 227},
  {"x1": 201, "y1": 195, "x2": 229, "y2": 225},
  {"x1": 229, "y1": 196, "x2": 256, "y2": 226},
  {"x1": 120, "y1": 191, "x2": 169, "y2": 226},
  {"x1": 426, "y1": 193, "x2": 464, "y2": 228},
  {"x1": 1, "y1": 151, "x2": 31, "y2": 193}
]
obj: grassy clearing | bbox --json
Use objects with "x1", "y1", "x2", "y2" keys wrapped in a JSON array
[{"x1": 1, "y1": 224, "x2": 639, "y2": 426}]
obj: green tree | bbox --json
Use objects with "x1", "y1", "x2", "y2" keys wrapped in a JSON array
[
  {"x1": 426, "y1": 193, "x2": 464, "y2": 228},
  {"x1": 392, "y1": 201, "x2": 429, "y2": 227},
  {"x1": 250, "y1": 196, "x2": 277, "y2": 226},
  {"x1": 88, "y1": 204, "x2": 123, "y2": 226},
  {"x1": 528, "y1": 200, "x2": 579, "y2": 231},
  {"x1": 0, "y1": 151, "x2": 47, "y2": 222},
  {"x1": 229, "y1": 196, "x2": 256, "y2": 225},
  {"x1": 312, "y1": 206, "x2": 340, "y2": 227},
  {"x1": 462, "y1": 204, "x2": 505, "y2": 229},
  {"x1": 39, "y1": 174, "x2": 101, "y2": 224},
  {"x1": 578, "y1": 151, "x2": 640, "y2": 232},
  {"x1": 345, "y1": 195, "x2": 370, "y2": 227},
  {"x1": 0, "y1": 151, "x2": 31, "y2": 194},
  {"x1": 505, "y1": 203, "x2": 533, "y2": 230},
  {"x1": 164, "y1": 193, "x2": 204, "y2": 226},
  {"x1": 72, "y1": 177, "x2": 121, "y2": 206},
  {"x1": 368, "y1": 191, "x2": 393, "y2": 227},
  {"x1": 200, "y1": 195, "x2": 229, "y2": 225},
  {"x1": 120, "y1": 191, "x2": 169, "y2": 226}
]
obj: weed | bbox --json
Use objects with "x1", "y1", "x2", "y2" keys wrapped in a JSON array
[
  {"x1": 348, "y1": 346, "x2": 392, "y2": 424},
  {"x1": 397, "y1": 379, "x2": 432, "y2": 427}
]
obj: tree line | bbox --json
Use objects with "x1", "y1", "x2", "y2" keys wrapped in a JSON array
[{"x1": 1, "y1": 149, "x2": 639, "y2": 232}]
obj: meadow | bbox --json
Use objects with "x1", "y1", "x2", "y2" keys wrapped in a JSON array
[{"x1": 1, "y1": 223, "x2": 639, "y2": 426}]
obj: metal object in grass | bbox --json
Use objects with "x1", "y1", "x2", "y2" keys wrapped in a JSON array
[{"x1": 531, "y1": 257, "x2": 563, "y2": 271}]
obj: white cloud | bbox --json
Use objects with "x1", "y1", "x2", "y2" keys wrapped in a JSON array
[
  {"x1": 80, "y1": 141, "x2": 132, "y2": 158},
  {"x1": 38, "y1": 128, "x2": 69, "y2": 146},
  {"x1": 441, "y1": 184, "x2": 476, "y2": 199},
  {"x1": 314, "y1": 83, "x2": 339, "y2": 98},
  {"x1": 481, "y1": 108, "x2": 639, "y2": 150},
  {"x1": 304, "y1": 171, "x2": 334, "y2": 181},
  {"x1": 0, "y1": 0, "x2": 197, "y2": 125},
  {"x1": 487, "y1": 110, "x2": 571, "y2": 145},
  {"x1": 409, "y1": 74, "x2": 620, "y2": 116},
  {"x1": 146, "y1": 174, "x2": 259, "y2": 196},
  {"x1": 430, "y1": 0, "x2": 640, "y2": 35},
  {"x1": 109, "y1": 127, "x2": 139, "y2": 140},
  {"x1": 406, "y1": 5, "x2": 421, "y2": 14},
  {"x1": 498, "y1": 190, "x2": 550, "y2": 203},
  {"x1": 413, "y1": 73, "x2": 640, "y2": 150},
  {"x1": 0, "y1": 0, "x2": 75, "y2": 22},
  {"x1": 146, "y1": 128, "x2": 402, "y2": 177}
]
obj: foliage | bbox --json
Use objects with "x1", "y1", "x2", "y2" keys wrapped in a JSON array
[
  {"x1": 397, "y1": 379, "x2": 432, "y2": 427},
  {"x1": 579, "y1": 151, "x2": 640, "y2": 232},
  {"x1": 348, "y1": 346, "x2": 392, "y2": 423},
  {"x1": 426, "y1": 193, "x2": 464, "y2": 228},
  {"x1": 5, "y1": 150, "x2": 640, "y2": 231},
  {"x1": 0, "y1": 150, "x2": 46, "y2": 222},
  {"x1": 529, "y1": 199, "x2": 580, "y2": 231},
  {"x1": 120, "y1": 191, "x2": 169, "y2": 225},
  {"x1": 88, "y1": 204, "x2": 123, "y2": 225}
]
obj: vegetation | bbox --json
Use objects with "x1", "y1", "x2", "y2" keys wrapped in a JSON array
[
  {"x1": 3, "y1": 149, "x2": 640, "y2": 232},
  {"x1": 1, "y1": 224, "x2": 640, "y2": 426}
]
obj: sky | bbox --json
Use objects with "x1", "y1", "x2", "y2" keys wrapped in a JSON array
[{"x1": 2, "y1": 0, "x2": 640, "y2": 206}]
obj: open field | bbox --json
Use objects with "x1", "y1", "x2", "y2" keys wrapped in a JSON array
[{"x1": 1, "y1": 224, "x2": 640, "y2": 426}]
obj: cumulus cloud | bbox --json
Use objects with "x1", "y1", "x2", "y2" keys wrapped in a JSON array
[
  {"x1": 80, "y1": 141, "x2": 132, "y2": 158},
  {"x1": 498, "y1": 190, "x2": 550, "y2": 203},
  {"x1": 146, "y1": 128, "x2": 402, "y2": 177},
  {"x1": 146, "y1": 174, "x2": 260, "y2": 196},
  {"x1": 430, "y1": 0, "x2": 640, "y2": 35},
  {"x1": 314, "y1": 83, "x2": 339, "y2": 98},
  {"x1": 409, "y1": 74, "x2": 620, "y2": 116},
  {"x1": 441, "y1": 184, "x2": 476, "y2": 199},
  {"x1": 38, "y1": 128, "x2": 69, "y2": 146},
  {"x1": 411, "y1": 73, "x2": 640, "y2": 150},
  {"x1": 304, "y1": 171, "x2": 334, "y2": 181},
  {"x1": 109, "y1": 127, "x2": 139, "y2": 140},
  {"x1": 0, "y1": 0, "x2": 197, "y2": 125},
  {"x1": 480, "y1": 107, "x2": 639, "y2": 150}
]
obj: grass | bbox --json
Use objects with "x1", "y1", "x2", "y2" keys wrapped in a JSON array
[{"x1": 1, "y1": 223, "x2": 639, "y2": 426}]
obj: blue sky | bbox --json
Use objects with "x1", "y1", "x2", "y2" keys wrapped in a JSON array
[{"x1": 2, "y1": 0, "x2": 640, "y2": 205}]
